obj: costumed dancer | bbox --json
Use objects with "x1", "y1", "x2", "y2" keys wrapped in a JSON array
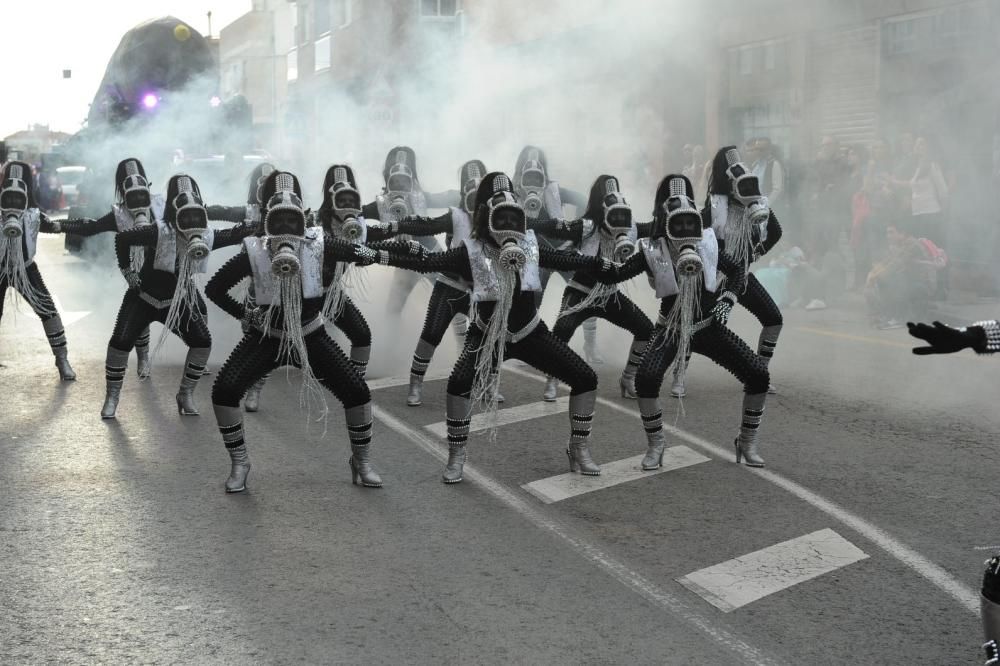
[
  {"x1": 207, "y1": 170, "x2": 386, "y2": 493},
  {"x1": 59, "y1": 158, "x2": 166, "y2": 378},
  {"x1": 672, "y1": 146, "x2": 783, "y2": 398},
  {"x1": 906, "y1": 318, "x2": 1000, "y2": 665},
  {"x1": 101, "y1": 174, "x2": 253, "y2": 419},
  {"x1": 511, "y1": 145, "x2": 600, "y2": 362},
  {"x1": 540, "y1": 175, "x2": 653, "y2": 401},
  {"x1": 366, "y1": 172, "x2": 626, "y2": 484},
  {"x1": 362, "y1": 146, "x2": 456, "y2": 320},
  {"x1": 612, "y1": 174, "x2": 771, "y2": 468},
  {"x1": 0, "y1": 161, "x2": 76, "y2": 380},
  {"x1": 204, "y1": 162, "x2": 276, "y2": 411}
]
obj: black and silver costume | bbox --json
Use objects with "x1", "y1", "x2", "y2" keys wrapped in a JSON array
[
  {"x1": 368, "y1": 172, "x2": 625, "y2": 484},
  {"x1": 673, "y1": 146, "x2": 782, "y2": 398},
  {"x1": 59, "y1": 158, "x2": 166, "y2": 378},
  {"x1": 102, "y1": 174, "x2": 252, "y2": 419},
  {"x1": 0, "y1": 161, "x2": 76, "y2": 380},
  {"x1": 611, "y1": 175, "x2": 771, "y2": 468},
  {"x1": 539, "y1": 175, "x2": 653, "y2": 401},
  {"x1": 207, "y1": 170, "x2": 382, "y2": 493}
]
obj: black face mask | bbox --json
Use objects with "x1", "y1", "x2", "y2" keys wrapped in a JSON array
[
  {"x1": 491, "y1": 207, "x2": 526, "y2": 234},
  {"x1": 267, "y1": 209, "x2": 305, "y2": 237},
  {"x1": 521, "y1": 171, "x2": 545, "y2": 189},
  {"x1": 334, "y1": 191, "x2": 361, "y2": 211},
  {"x1": 177, "y1": 208, "x2": 208, "y2": 231},
  {"x1": 387, "y1": 175, "x2": 412, "y2": 193},
  {"x1": 125, "y1": 189, "x2": 151, "y2": 210},
  {"x1": 1, "y1": 190, "x2": 27, "y2": 212}
]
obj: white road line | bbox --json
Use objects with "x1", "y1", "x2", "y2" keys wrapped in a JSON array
[
  {"x1": 676, "y1": 528, "x2": 869, "y2": 612},
  {"x1": 371, "y1": 405, "x2": 783, "y2": 666},
  {"x1": 425, "y1": 396, "x2": 570, "y2": 438},
  {"x1": 504, "y1": 366, "x2": 980, "y2": 615},
  {"x1": 522, "y1": 446, "x2": 710, "y2": 504},
  {"x1": 367, "y1": 370, "x2": 450, "y2": 391}
]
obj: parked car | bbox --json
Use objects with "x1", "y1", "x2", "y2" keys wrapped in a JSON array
[{"x1": 56, "y1": 165, "x2": 87, "y2": 208}]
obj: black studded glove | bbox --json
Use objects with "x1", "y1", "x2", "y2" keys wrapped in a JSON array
[
  {"x1": 907, "y1": 320, "x2": 984, "y2": 355},
  {"x1": 711, "y1": 291, "x2": 738, "y2": 325}
]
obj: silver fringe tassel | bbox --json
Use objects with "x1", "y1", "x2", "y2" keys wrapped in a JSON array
[
  {"x1": 0, "y1": 235, "x2": 55, "y2": 317},
  {"x1": 469, "y1": 265, "x2": 517, "y2": 444},
  {"x1": 153, "y1": 250, "x2": 202, "y2": 362},
  {"x1": 660, "y1": 271, "x2": 703, "y2": 416},
  {"x1": 129, "y1": 246, "x2": 145, "y2": 275},
  {"x1": 725, "y1": 208, "x2": 754, "y2": 274},
  {"x1": 558, "y1": 239, "x2": 620, "y2": 319},
  {"x1": 266, "y1": 274, "x2": 329, "y2": 431}
]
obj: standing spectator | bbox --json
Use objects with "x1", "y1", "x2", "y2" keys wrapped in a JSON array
[
  {"x1": 856, "y1": 139, "x2": 896, "y2": 286},
  {"x1": 752, "y1": 137, "x2": 786, "y2": 210},
  {"x1": 806, "y1": 136, "x2": 850, "y2": 258}
]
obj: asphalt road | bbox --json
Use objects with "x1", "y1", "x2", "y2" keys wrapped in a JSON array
[{"x1": 1, "y1": 234, "x2": 996, "y2": 664}]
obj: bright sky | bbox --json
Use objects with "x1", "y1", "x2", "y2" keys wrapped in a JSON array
[{"x1": 1, "y1": 1, "x2": 251, "y2": 138}]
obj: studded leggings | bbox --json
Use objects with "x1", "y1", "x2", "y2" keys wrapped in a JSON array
[{"x1": 635, "y1": 321, "x2": 769, "y2": 398}]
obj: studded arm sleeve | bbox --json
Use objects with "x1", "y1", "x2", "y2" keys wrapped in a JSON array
[
  {"x1": 206, "y1": 205, "x2": 249, "y2": 223},
  {"x1": 718, "y1": 252, "x2": 748, "y2": 295},
  {"x1": 378, "y1": 245, "x2": 471, "y2": 279},
  {"x1": 206, "y1": 250, "x2": 253, "y2": 321},
  {"x1": 212, "y1": 224, "x2": 256, "y2": 250},
  {"x1": 115, "y1": 224, "x2": 157, "y2": 271},
  {"x1": 368, "y1": 211, "x2": 453, "y2": 242},
  {"x1": 971, "y1": 321, "x2": 1000, "y2": 354},
  {"x1": 530, "y1": 218, "x2": 583, "y2": 243},
  {"x1": 60, "y1": 211, "x2": 117, "y2": 236}
]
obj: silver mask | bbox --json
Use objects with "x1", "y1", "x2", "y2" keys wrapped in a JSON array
[
  {"x1": 486, "y1": 176, "x2": 527, "y2": 271},
  {"x1": 663, "y1": 178, "x2": 703, "y2": 276},
  {"x1": 265, "y1": 174, "x2": 307, "y2": 276},
  {"x1": 601, "y1": 179, "x2": 635, "y2": 262},
  {"x1": 172, "y1": 177, "x2": 210, "y2": 260},
  {"x1": 724, "y1": 148, "x2": 770, "y2": 225},
  {"x1": 517, "y1": 149, "x2": 546, "y2": 219}
]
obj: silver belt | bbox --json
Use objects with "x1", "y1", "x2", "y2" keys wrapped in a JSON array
[
  {"x1": 139, "y1": 291, "x2": 173, "y2": 309},
  {"x1": 255, "y1": 315, "x2": 325, "y2": 339},
  {"x1": 474, "y1": 312, "x2": 540, "y2": 343},
  {"x1": 655, "y1": 313, "x2": 714, "y2": 333},
  {"x1": 435, "y1": 273, "x2": 472, "y2": 293}
]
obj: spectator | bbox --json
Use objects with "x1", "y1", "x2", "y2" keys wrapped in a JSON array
[
  {"x1": 864, "y1": 224, "x2": 937, "y2": 328},
  {"x1": 806, "y1": 135, "x2": 850, "y2": 258},
  {"x1": 752, "y1": 137, "x2": 785, "y2": 210},
  {"x1": 892, "y1": 136, "x2": 949, "y2": 296},
  {"x1": 852, "y1": 139, "x2": 896, "y2": 288}
]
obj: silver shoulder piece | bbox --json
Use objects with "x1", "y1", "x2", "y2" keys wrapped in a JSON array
[{"x1": 973, "y1": 320, "x2": 1000, "y2": 354}]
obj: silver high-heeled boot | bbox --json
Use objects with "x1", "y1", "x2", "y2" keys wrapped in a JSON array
[
  {"x1": 670, "y1": 353, "x2": 691, "y2": 398},
  {"x1": 350, "y1": 345, "x2": 370, "y2": 379},
  {"x1": 638, "y1": 397, "x2": 667, "y2": 470},
  {"x1": 407, "y1": 339, "x2": 434, "y2": 406},
  {"x1": 175, "y1": 347, "x2": 210, "y2": 416},
  {"x1": 735, "y1": 391, "x2": 767, "y2": 467},
  {"x1": 243, "y1": 376, "x2": 266, "y2": 412},
  {"x1": 619, "y1": 339, "x2": 647, "y2": 399},
  {"x1": 567, "y1": 390, "x2": 600, "y2": 475},
  {"x1": 758, "y1": 324, "x2": 782, "y2": 394},
  {"x1": 216, "y1": 404, "x2": 250, "y2": 492},
  {"x1": 101, "y1": 345, "x2": 130, "y2": 419},
  {"x1": 543, "y1": 376, "x2": 558, "y2": 402},
  {"x1": 582, "y1": 317, "x2": 604, "y2": 365},
  {"x1": 443, "y1": 394, "x2": 472, "y2": 484},
  {"x1": 346, "y1": 403, "x2": 382, "y2": 487},
  {"x1": 135, "y1": 326, "x2": 152, "y2": 378},
  {"x1": 44, "y1": 317, "x2": 76, "y2": 380}
]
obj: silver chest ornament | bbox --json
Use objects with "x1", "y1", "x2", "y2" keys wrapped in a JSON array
[
  {"x1": 464, "y1": 230, "x2": 542, "y2": 303},
  {"x1": 710, "y1": 194, "x2": 767, "y2": 246},
  {"x1": 449, "y1": 207, "x2": 472, "y2": 249},
  {"x1": 639, "y1": 230, "x2": 718, "y2": 299},
  {"x1": 152, "y1": 219, "x2": 215, "y2": 274},
  {"x1": 244, "y1": 227, "x2": 325, "y2": 305},
  {"x1": 113, "y1": 193, "x2": 166, "y2": 233},
  {"x1": 19, "y1": 209, "x2": 42, "y2": 265}
]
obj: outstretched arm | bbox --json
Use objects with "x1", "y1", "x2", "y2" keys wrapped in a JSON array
[
  {"x1": 115, "y1": 225, "x2": 157, "y2": 271},
  {"x1": 363, "y1": 243, "x2": 471, "y2": 279},
  {"x1": 530, "y1": 217, "x2": 585, "y2": 243},
  {"x1": 206, "y1": 250, "x2": 253, "y2": 321},
  {"x1": 539, "y1": 246, "x2": 643, "y2": 284},
  {"x1": 59, "y1": 211, "x2": 117, "y2": 236},
  {"x1": 908, "y1": 320, "x2": 999, "y2": 355},
  {"x1": 212, "y1": 223, "x2": 257, "y2": 249},
  {"x1": 367, "y1": 211, "x2": 454, "y2": 242},
  {"x1": 207, "y1": 204, "x2": 251, "y2": 224}
]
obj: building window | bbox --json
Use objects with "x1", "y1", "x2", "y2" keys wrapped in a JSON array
[
  {"x1": 420, "y1": 0, "x2": 458, "y2": 18},
  {"x1": 295, "y1": 1, "x2": 309, "y2": 45},
  {"x1": 333, "y1": 0, "x2": 352, "y2": 28},
  {"x1": 314, "y1": 0, "x2": 332, "y2": 36},
  {"x1": 287, "y1": 48, "x2": 298, "y2": 81},
  {"x1": 315, "y1": 33, "x2": 331, "y2": 71}
]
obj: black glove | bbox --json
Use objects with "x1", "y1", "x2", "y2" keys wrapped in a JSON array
[
  {"x1": 404, "y1": 240, "x2": 427, "y2": 257},
  {"x1": 242, "y1": 305, "x2": 267, "y2": 331},
  {"x1": 906, "y1": 321, "x2": 980, "y2": 355},
  {"x1": 353, "y1": 245, "x2": 382, "y2": 266},
  {"x1": 712, "y1": 291, "x2": 737, "y2": 326}
]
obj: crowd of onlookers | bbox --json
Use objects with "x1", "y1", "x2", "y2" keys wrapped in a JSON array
[{"x1": 676, "y1": 132, "x2": 956, "y2": 329}]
